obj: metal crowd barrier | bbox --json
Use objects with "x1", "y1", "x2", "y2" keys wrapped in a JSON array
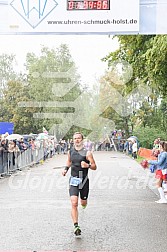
[{"x1": 0, "y1": 147, "x2": 46, "y2": 176}]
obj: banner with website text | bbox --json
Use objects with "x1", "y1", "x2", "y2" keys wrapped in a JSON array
[{"x1": 0, "y1": 0, "x2": 139, "y2": 33}]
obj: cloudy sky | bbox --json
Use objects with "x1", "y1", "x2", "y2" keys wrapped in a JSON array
[{"x1": 0, "y1": 35, "x2": 119, "y2": 88}]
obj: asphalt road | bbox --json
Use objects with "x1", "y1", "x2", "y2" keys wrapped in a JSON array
[{"x1": 0, "y1": 151, "x2": 166, "y2": 252}]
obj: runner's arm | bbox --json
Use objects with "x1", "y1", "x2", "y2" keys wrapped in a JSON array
[{"x1": 81, "y1": 151, "x2": 97, "y2": 170}]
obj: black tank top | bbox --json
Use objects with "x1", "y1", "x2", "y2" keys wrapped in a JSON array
[{"x1": 70, "y1": 147, "x2": 89, "y2": 178}]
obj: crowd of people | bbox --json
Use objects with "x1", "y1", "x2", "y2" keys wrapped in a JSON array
[
  {"x1": 0, "y1": 133, "x2": 68, "y2": 175},
  {"x1": 0, "y1": 133, "x2": 96, "y2": 175}
]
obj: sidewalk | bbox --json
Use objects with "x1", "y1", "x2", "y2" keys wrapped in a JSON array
[{"x1": 122, "y1": 153, "x2": 158, "y2": 196}]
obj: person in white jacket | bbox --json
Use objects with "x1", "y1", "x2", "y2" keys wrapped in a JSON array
[{"x1": 132, "y1": 140, "x2": 138, "y2": 159}]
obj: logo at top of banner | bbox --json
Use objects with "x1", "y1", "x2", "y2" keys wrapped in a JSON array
[{"x1": 10, "y1": 0, "x2": 58, "y2": 29}]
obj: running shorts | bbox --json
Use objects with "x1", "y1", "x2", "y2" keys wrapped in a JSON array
[
  {"x1": 69, "y1": 177, "x2": 89, "y2": 200},
  {"x1": 155, "y1": 170, "x2": 167, "y2": 180}
]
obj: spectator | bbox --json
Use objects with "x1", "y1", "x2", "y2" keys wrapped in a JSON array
[
  {"x1": 132, "y1": 140, "x2": 138, "y2": 159},
  {"x1": 84, "y1": 139, "x2": 93, "y2": 151},
  {"x1": 1, "y1": 138, "x2": 8, "y2": 151},
  {"x1": 128, "y1": 140, "x2": 133, "y2": 155},
  {"x1": 148, "y1": 141, "x2": 167, "y2": 204},
  {"x1": 152, "y1": 138, "x2": 160, "y2": 157},
  {"x1": 8, "y1": 140, "x2": 20, "y2": 167},
  {"x1": 119, "y1": 140, "x2": 125, "y2": 152}
]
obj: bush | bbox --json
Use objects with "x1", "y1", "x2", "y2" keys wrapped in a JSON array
[{"x1": 133, "y1": 126, "x2": 166, "y2": 149}]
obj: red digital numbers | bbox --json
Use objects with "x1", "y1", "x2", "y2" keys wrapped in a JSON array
[
  {"x1": 68, "y1": 1, "x2": 74, "y2": 10},
  {"x1": 67, "y1": 1, "x2": 109, "y2": 10},
  {"x1": 84, "y1": 1, "x2": 89, "y2": 9},
  {"x1": 88, "y1": 1, "x2": 93, "y2": 9},
  {"x1": 103, "y1": 0, "x2": 108, "y2": 9},
  {"x1": 97, "y1": 1, "x2": 102, "y2": 9}
]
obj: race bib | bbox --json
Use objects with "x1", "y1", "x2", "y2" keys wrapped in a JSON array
[
  {"x1": 70, "y1": 177, "x2": 82, "y2": 187},
  {"x1": 162, "y1": 169, "x2": 167, "y2": 175}
]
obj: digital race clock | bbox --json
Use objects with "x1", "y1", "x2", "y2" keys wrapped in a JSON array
[{"x1": 67, "y1": 1, "x2": 110, "y2": 10}]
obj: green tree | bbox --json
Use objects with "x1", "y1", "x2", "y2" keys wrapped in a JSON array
[
  {"x1": 159, "y1": 98, "x2": 167, "y2": 132},
  {"x1": 2, "y1": 80, "x2": 36, "y2": 134},
  {"x1": 0, "y1": 54, "x2": 16, "y2": 92},
  {"x1": 26, "y1": 44, "x2": 84, "y2": 138},
  {"x1": 101, "y1": 35, "x2": 167, "y2": 138}
]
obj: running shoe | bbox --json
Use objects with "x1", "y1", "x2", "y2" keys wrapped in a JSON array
[
  {"x1": 81, "y1": 204, "x2": 87, "y2": 209},
  {"x1": 155, "y1": 198, "x2": 167, "y2": 204},
  {"x1": 74, "y1": 226, "x2": 81, "y2": 236}
]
